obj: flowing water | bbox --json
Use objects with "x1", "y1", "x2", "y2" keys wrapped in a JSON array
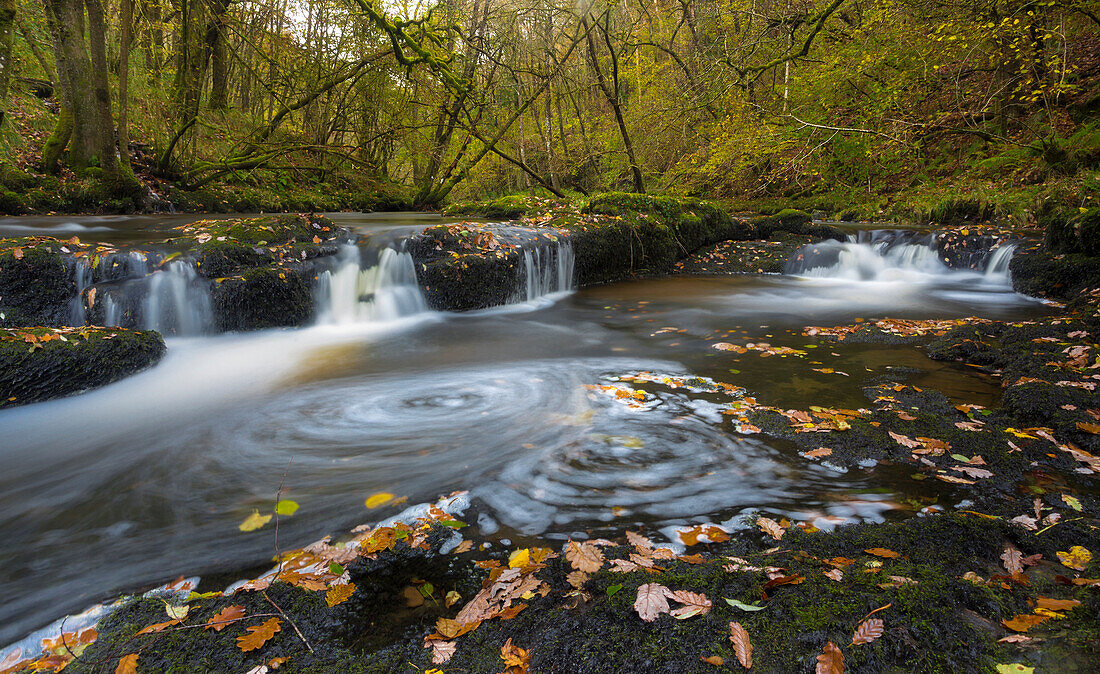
[{"x1": 0, "y1": 216, "x2": 1050, "y2": 644}]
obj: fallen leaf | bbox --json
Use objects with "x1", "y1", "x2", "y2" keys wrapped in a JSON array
[
  {"x1": 1056, "y1": 546, "x2": 1092, "y2": 571},
  {"x1": 634, "y1": 583, "x2": 672, "y2": 622},
  {"x1": 701, "y1": 655, "x2": 724, "y2": 666},
  {"x1": 725, "y1": 598, "x2": 767, "y2": 612},
  {"x1": 1001, "y1": 614, "x2": 1049, "y2": 632},
  {"x1": 824, "y1": 569, "x2": 844, "y2": 582},
  {"x1": 816, "y1": 641, "x2": 844, "y2": 674},
  {"x1": 114, "y1": 653, "x2": 138, "y2": 674},
  {"x1": 1061, "y1": 494, "x2": 1082, "y2": 512},
  {"x1": 679, "y1": 524, "x2": 730, "y2": 545},
  {"x1": 239, "y1": 510, "x2": 272, "y2": 532},
  {"x1": 728, "y1": 621, "x2": 753, "y2": 669},
  {"x1": 995, "y1": 664, "x2": 1034, "y2": 673},
  {"x1": 851, "y1": 618, "x2": 884, "y2": 645},
  {"x1": 136, "y1": 619, "x2": 181, "y2": 634},
  {"x1": 865, "y1": 548, "x2": 900, "y2": 559},
  {"x1": 274, "y1": 500, "x2": 299, "y2": 516},
  {"x1": 500, "y1": 638, "x2": 531, "y2": 672},
  {"x1": 1002, "y1": 545, "x2": 1024, "y2": 575},
  {"x1": 668, "y1": 590, "x2": 712, "y2": 619},
  {"x1": 1035, "y1": 597, "x2": 1081, "y2": 611},
  {"x1": 1077, "y1": 422, "x2": 1100, "y2": 434},
  {"x1": 205, "y1": 605, "x2": 246, "y2": 631},
  {"x1": 425, "y1": 638, "x2": 456, "y2": 664},
  {"x1": 757, "y1": 517, "x2": 785, "y2": 541},
  {"x1": 165, "y1": 604, "x2": 189, "y2": 621},
  {"x1": 803, "y1": 447, "x2": 833, "y2": 458},
  {"x1": 326, "y1": 583, "x2": 355, "y2": 607},
  {"x1": 566, "y1": 570, "x2": 590, "y2": 588},
  {"x1": 565, "y1": 540, "x2": 605, "y2": 573},
  {"x1": 403, "y1": 585, "x2": 425, "y2": 607},
  {"x1": 236, "y1": 618, "x2": 281, "y2": 652}
]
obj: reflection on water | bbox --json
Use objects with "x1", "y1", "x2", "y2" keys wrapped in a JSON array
[{"x1": 0, "y1": 217, "x2": 1051, "y2": 644}]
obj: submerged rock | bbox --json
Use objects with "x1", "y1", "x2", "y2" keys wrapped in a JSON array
[{"x1": 0, "y1": 326, "x2": 166, "y2": 408}]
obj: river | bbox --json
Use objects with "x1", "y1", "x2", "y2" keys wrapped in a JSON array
[{"x1": 0, "y1": 212, "x2": 1049, "y2": 645}]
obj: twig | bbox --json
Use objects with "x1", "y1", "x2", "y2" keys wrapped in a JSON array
[
  {"x1": 261, "y1": 590, "x2": 314, "y2": 653},
  {"x1": 274, "y1": 458, "x2": 292, "y2": 580}
]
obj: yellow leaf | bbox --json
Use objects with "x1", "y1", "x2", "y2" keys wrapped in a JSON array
[
  {"x1": 236, "y1": 617, "x2": 282, "y2": 652},
  {"x1": 364, "y1": 492, "x2": 394, "y2": 508},
  {"x1": 239, "y1": 510, "x2": 272, "y2": 532},
  {"x1": 508, "y1": 548, "x2": 531, "y2": 568},
  {"x1": 1056, "y1": 546, "x2": 1092, "y2": 571},
  {"x1": 326, "y1": 583, "x2": 356, "y2": 607}
]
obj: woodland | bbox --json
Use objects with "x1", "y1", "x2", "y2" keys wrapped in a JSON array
[{"x1": 0, "y1": 0, "x2": 1096, "y2": 214}]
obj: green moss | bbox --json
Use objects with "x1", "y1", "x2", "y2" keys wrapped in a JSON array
[
  {"x1": 0, "y1": 326, "x2": 166, "y2": 408},
  {"x1": 212, "y1": 267, "x2": 314, "y2": 331},
  {"x1": 0, "y1": 241, "x2": 73, "y2": 326}
]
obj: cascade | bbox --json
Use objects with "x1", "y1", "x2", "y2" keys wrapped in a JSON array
[
  {"x1": 315, "y1": 243, "x2": 428, "y2": 324},
  {"x1": 515, "y1": 239, "x2": 575, "y2": 302}
]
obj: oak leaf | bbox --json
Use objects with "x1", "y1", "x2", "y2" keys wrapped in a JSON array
[
  {"x1": 424, "y1": 637, "x2": 456, "y2": 664},
  {"x1": 204, "y1": 605, "x2": 246, "y2": 631},
  {"x1": 728, "y1": 622, "x2": 753, "y2": 669},
  {"x1": 136, "y1": 619, "x2": 181, "y2": 634},
  {"x1": 565, "y1": 540, "x2": 605, "y2": 573},
  {"x1": 1056, "y1": 546, "x2": 1092, "y2": 571},
  {"x1": 633, "y1": 583, "x2": 672, "y2": 622},
  {"x1": 566, "y1": 571, "x2": 590, "y2": 588},
  {"x1": 816, "y1": 641, "x2": 844, "y2": 674},
  {"x1": 236, "y1": 618, "x2": 281, "y2": 652},
  {"x1": 851, "y1": 618, "x2": 884, "y2": 645},
  {"x1": 500, "y1": 638, "x2": 531, "y2": 672},
  {"x1": 326, "y1": 583, "x2": 355, "y2": 607},
  {"x1": 1002, "y1": 545, "x2": 1024, "y2": 575},
  {"x1": 1035, "y1": 597, "x2": 1081, "y2": 611}
]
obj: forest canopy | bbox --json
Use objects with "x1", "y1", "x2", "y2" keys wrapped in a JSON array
[{"x1": 0, "y1": 0, "x2": 1097, "y2": 210}]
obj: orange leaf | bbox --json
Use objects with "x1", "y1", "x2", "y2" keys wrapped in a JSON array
[
  {"x1": 136, "y1": 619, "x2": 181, "y2": 635},
  {"x1": 851, "y1": 618, "x2": 884, "y2": 645},
  {"x1": 678, "y1": 524, "x2": 730, "y2": 546},
  {"x1": 816, "y1": 641, "x2": 844, "y2": 674},
  {"x1": 728, "y1": 621, "x2": 753, "y2": 669},
  {"x1": 668, "y1": 590, "x2": 712, "y2": 619},
  {"x1": 114, "y1": 653, "x2": 138, "y2": 674},
  {"x1": 1035, "y1": 597, "x2": 1081, "y2": 611},
  {"x1": 326, "y1": 583, "x2": 356, "y2": 607},
  {"x1": 236, "y1": 617, "x2": 281, "y2": 652},
  {"x1": 1077, "y1": 422, "x2": 1100, "y2": 434},
  {"x1": 865, "y1": 548, "x2": 900, "y2": 559},
  {"x1": 1001, "y1": 614, "x2": 1049, "y2": 632},
  {"x1": 204, "y1": 605, "x2": 246, "y2": 631},
  {"x1": 500, "y1": 637, "x2": 531, "y2": 672}
]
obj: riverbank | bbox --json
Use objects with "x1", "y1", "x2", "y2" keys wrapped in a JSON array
[{"x1": 1, "y1": 199, "x2": 1097, "y2": 673}]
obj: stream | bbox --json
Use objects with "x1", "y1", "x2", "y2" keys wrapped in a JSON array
[{"x1": 0, "y1": 213, "x2": 1050, "y2": 645}]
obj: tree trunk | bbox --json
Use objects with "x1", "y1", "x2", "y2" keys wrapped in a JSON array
[
  {"x1": 118, "y1": 0, "x2": 134, "y2": 166},
  {"x1": 42, "y1": 105, "x2": 73, "y2": 172},
  {"x1": 0, "y1": 0, "x2": 14, "y2": 130},
  {"x1": 206, "y1": 0, "x2": 231, "y2": 110}
]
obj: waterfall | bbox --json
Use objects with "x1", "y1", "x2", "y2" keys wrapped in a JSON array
[
  {"x1": 315, "y1": 243, "x2": 428, "y2": 324},
  {"x1": 138, "y1": 262, "x2": 215, "y2": 335},
  {"x1": 983, "y1": 244, "x2": 1016, "y2": 280},
  {"x1": 516, "y1": 239, "x2": 575, "y2": 302},
  {"x1": 67, "y1": 259, "x2": 93, "y2": 326}
]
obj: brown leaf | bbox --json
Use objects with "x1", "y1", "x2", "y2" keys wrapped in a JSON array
[
  {"x1": 1035, "y1": 597, "x2": 1081, "y2": 611},
  {"x1": 701, "y1": 655, "x2": 725, "y2": 666},
  {"x1": 424, "y1": 637, "x2": 456, "y2": 664},
  {"x1": 114, "y1": 653, "x2": 138, "y2": 674},
  {"x1": 816, "y1": 641, "x2": 844, "y2": 674},
  {"x1": 566, "y1": 570, "x2": 590, "y2": 588},
  {"x1": 728, "y1": 621, "x2": 753, "y2": 669},
  {"x1": 236, "y1": 617, "x2": 281, "y2": 652},
  {"x1": 326, "y1": 583, "x2": 355, "y2": 607},
  {"x1": 851, "y1": 618, "x2": 884, "y2": 645},
  {"x1": 1002, "y1": 545, "x2": 1024, "y2": 576},
  {"x1": 12, "y1": 247, "x2": 23, "y2": 260},
  {"x1": 1077, "y1": 422, "x2": 1100, "y2": 434},
  {"x1": 433, "y1": 617, "x2": 479, "y2": 640},
  {"x1": 888, "y1": 431, "x2": 921, "y2": 449},
  {"x1": 824, "y1": 569, "x2": 844, "y2": 582},
  {"x1": 565, "y1": 540, "x2": 605, "y2": 573},
  {"x1": 763, "y1": 574, "x2": 804, "y2": 591},
  {"x1": 626, "y1": 531, "x2": 653, "y2": 550},
  {"x1": 403, "y1": 585, "x2": 424, "y2": 607},
  {"x1": 633, "y1": 583, "x2": 672, "y2": 622},
  {"x1": 678, "y1": 524, "x2": 730, "y2": 546},
  {"x1": 204, "y1": 605, "x2": 246, "y2": 631},
  {"x1": 864, "y1": 548, "x2": 900, "y2": 559},
  {"x1": 757, "y1": 517, "x2": 785, "y2": 541},
  {"x1": 803, "y1": 447, "x2": 833, "y2": 458},
  {"x1": 1001, "y1": 614, "x2": 1049, "y2": 632},
  {"x1": 668, "y1": 590, "x2": 712, "y2": 619}
]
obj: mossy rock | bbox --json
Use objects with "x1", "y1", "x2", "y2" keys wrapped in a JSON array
[
  {"x1": 1043, "y1": 207, "x2": 1100, "y2": 256},
  {"x1": 444, "y1": 194, "x2": 567, "y2": 219},
  {"x1": 168, "y1": 214, "x2": 342, "y2": 248},
  {"x1": 0, "y1": 190, "x2": 27, "y2": 215},
  {"x1": 0, "y1": 326, "x2": 165, "y2": 408},
  {"x1": 1009, "y1": 247, "x2": 1100, "y2": 300},
  {"x1": 0, "y1": 240, "x2": 74, "y2": 326},
  {"x1": 212, "y1": 267, "x2": 314, "y2": 331}
]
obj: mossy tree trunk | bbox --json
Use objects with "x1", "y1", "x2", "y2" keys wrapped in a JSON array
[
  {"x1": 42, "y1": 0, "x2": 127, "y2": 186},
  {"x1": 0, "y1": 0, "x2": 14, "y2": 131},
  {"x1": 205, "y1": 0, "x2": 231, "y2": 111},
  {"x1": 42, "y1": 105, "x2": 73, "y2": 172},
  {"x1": 117, "y1": 0, "x2": 133, "y2": 167}
]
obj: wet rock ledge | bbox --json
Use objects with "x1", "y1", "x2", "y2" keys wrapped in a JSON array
[{"x1": 0, "y1": 326, "x2": 165, "y2": 408}]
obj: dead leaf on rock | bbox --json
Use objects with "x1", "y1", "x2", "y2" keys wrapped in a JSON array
[
  {"x1": 728, "y1": 621, "x2": 753, "y2": 669},
  {"x1": 236, "y1": 618, "x2": 281, "y2": 652},
  {"x1": 633, "y1": 583, "x2": 672, "y2": 622},
  {"x1": 204, "y1": 605, "x2": 246, "y2": 631},
  {"x1": 816, "y1": 641, "x2": 844, "y2": 674},
  {"x1": 851, "y1": 618, "x2": 884, "y2": 645}
]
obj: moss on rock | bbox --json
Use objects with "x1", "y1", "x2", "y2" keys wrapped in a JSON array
[
  {"x1": 0, "y1": 239, "x2": 75, "y2": 326},
  {"x1": 212, "y1": 267, "x2": 314, "y2": 331},
  {"x1": 0, "y1": 326, "x2": 165, "y2": 408}
]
